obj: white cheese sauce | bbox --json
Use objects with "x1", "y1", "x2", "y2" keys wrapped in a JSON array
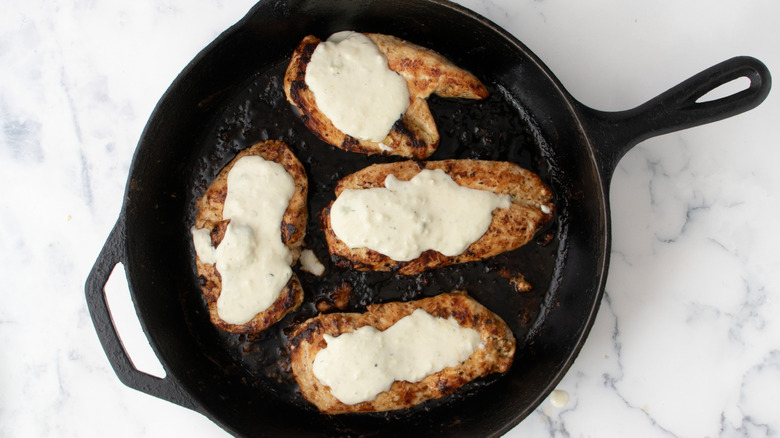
[
  {"x1": 191, "y1": 227, "x2": 216, "y2": 264},
  {"x1": 312, "y1": 308, "x2": 482, "y2": 405},
  {"x1": 299, "y1": 249, "x2": 325, "y2": 276},
  {"x1": 549, "y1": 389, "x2": 569, "y2": 408},
  {"x1": 191, "y1": 156, "x2": 295, "y2": 325},
  {"x1": 305, "y1": 31, "x2": 410, "y2": 142},
  {"x1": 330, "y1": 168, "x2": 512, "y2": 261}
]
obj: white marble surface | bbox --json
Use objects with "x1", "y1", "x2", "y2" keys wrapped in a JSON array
[{"x1": 2, "y1": 0, "x2": 778, "y2": 436}]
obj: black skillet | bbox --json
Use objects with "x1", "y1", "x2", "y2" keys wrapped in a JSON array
[{"x1": 85, "y1": 0, "x2": 771, "y2": 436}]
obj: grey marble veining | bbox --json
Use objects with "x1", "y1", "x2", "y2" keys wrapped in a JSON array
[{"x1": 1, "y1": 0, "x2": 778, "y2": 436}]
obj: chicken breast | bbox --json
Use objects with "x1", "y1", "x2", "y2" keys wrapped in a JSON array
[
  {"x1": 321, "y1": 160, "x2": 554, "y2": 275},
  {"x1": 288, "y1": 291, "x2": 515, "y2": 414},
  {"x1": 193, "y1": 140, "x2": 308, "y2": 334},
  {"x1": 284, "y1": 33, "x2": 488, "y2": 159}
]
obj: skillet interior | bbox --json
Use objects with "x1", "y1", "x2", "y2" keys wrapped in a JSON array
[{"x1": 122, "y1": 0, "x2": 608, "y2": 436}]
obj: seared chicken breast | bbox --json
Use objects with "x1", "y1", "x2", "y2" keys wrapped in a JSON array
[
  {"x1": 288, "y1": 292, "x2": 515, "y2": 414},
  {"x1": 284, "y1": 33, "x2": 488, "y2": 159},
  {"x1": 321, "y1": 159, "x2": 554, "y2": 275},
  {"x1": 193, "y1": 140, "x2": 308, "y2": 334}
]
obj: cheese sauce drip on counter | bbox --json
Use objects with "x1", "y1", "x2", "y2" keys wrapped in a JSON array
[
  {"x1": 330, "y1": 169, "x2": 512, "y2": 261},
  {"x1": 305, "y1": 31, "x2": 410, "y2": 142},
  {"x1": 312, "y1": 308, "x2": 482, "y2": 405},
  {"x1": 191, "y1": 156, "x2": 295, "y2": 325}
]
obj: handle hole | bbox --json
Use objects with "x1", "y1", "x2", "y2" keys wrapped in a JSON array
[
  {"x1": 105, "y1": 263, "x2": 167, "y2": 379},
  {"x1": 695, "y1": 76, "x2": 751, "y2": 103}
]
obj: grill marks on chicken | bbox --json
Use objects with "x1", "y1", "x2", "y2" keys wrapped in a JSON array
[{"x1": 284, "y1": 33, "x2": 488, "y2": 159}]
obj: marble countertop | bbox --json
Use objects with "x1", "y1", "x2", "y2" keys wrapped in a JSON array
[{"x1": 2, "y1": 0, "x2": 779, "y2": 436}]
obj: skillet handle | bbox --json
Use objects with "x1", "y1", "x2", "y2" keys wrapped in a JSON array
[
  {"x1": 85, "y1": 218, "x2": 198, "y2": 411},
  {"x1": 580, "y1": 56, "x2": 771, "y2": 180}
]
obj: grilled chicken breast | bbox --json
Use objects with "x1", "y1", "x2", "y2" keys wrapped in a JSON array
[
  {"x1": 284, "y1": 33, "x2": 488, "y2": 159},
  {"x1": 288, "y1": 292, "x2": 516, "y2": 414},
  {"x1": 193, "y1": 140, "x2": 308, "y2": 334},
  {"x1": 321, "y1": 159, "x2": 554, "y2": 275}
]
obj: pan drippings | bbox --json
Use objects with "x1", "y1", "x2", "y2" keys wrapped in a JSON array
[{"x1": 184, "y1": 59, "x2": 560, "y2": 414}]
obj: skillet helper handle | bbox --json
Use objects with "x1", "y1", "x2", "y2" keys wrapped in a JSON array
[
  {"x1": 581, "y1": 56, "x2": 771, "y2": 178},
  {"x1": 85, "y1": 218, "x2": 198, "y2": 411}
]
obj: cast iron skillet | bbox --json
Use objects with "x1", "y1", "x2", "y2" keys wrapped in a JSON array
[{"x1": 85, "y1": 0, "x2": 771, "y2": 436}]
